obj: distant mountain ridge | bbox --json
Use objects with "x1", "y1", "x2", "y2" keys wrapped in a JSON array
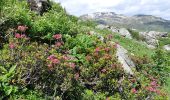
[{"x1": 80, "y1": 12, "x2": 170, "y2": 32}]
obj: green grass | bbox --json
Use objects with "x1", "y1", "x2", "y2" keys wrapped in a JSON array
[
  {"x1": 112, "y1": 33, "x2": 154, "y2": 57},
  {"x1": 93, "y1": 28, "x2": 154, "y2": 58}
]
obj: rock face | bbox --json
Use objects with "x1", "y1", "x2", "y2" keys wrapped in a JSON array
[
  {"x1": 96, "y1": 25, "x2": 132, "y2": 39},
  {"x1": 27, "y1": 0, "x2": 51, "y2": 15},
  {"x1": 112, "y1": 28, "x2": 132, "y2": 39},
  {"x1": 139, "y1": 31, "x2": 168, "y2": 48},
  {"x1": 116, "y1": 44, "x2": 135, "y2": 74},
  {"x1": 163, "y1": 44, "x2": 170, "y2": 51}
]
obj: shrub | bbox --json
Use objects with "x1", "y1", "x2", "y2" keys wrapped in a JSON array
[{"x1": 128, "y1": 29, "x2": 144, "y2": 41}]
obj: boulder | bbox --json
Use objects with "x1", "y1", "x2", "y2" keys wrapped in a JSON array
[
  {"x1": 110, "y1": 27, "x2": 132, "y2": 39},
  {"x1": 139, "y1": 31, "x2": 168, "y2": 48},
  {"x1": 27, "y1": 0, "x2": 51, "y2": 15},
  {"x1": 89, "y1": 31, "x2": 104, "y2": 42},
  {"x1": 95, "y1": 24, "x2": 109, "y2": 30},
  {"x1": 116, "y1": 44, "x2": 135, "y2": 74},
  {"x1": 96, "y1": 25, "x2": 132, "y2": 39},
  {"x1": 163, "y1": 44, "x2": 170, "y2": 51}
]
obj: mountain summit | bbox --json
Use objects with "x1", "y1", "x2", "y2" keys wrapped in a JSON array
[{"x1": 80, "y1": 12, "x2": 170, "y2": 32}]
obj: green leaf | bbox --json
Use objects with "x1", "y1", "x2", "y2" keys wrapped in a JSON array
[
  {"x1": 9, "y1": 65, "x2": 17, "y2": 74},
  {"x1": 4, "y1": 85, "x2": 13, "y2": 95},
  {"x1": 0, "y1": 66, "x2": 7, "y2": 74}
]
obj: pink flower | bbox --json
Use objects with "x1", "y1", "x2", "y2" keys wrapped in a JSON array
[
  {"x1": 69, "y1": 63, "x2": 75, "y2": 69},
  {"x1": 95, "y1": 47, "x2": 101, "y2": 52},
  {"x1": 53, "y1": 34, "x2": 62, "y2": 40},
  {"x1": 62, "y1": 55, "x2": 70, "y2": 60},
  {"x1": 104, "y1": 47, "x2": 110, "y2": 52},
  {"x1": 146, "y1": 86, "x2": 156, "y2": 92},
  {"x1": 55, "y1": 42, "x2": 62, "y2": 47},
  {"x1": 113, "y1": 42, "x2": 119, "y2": 48},
  {"x1": 86, "y1": 55, "x2": 92, "y2": 61},
  {"x1": 21, "y1": 34, "x2": 26, "y2": 38},
  {"x1": 107, "y1": 34, "x2": 113, "y2": 40},
  {"x1": 15, "y1": 33, "x2": 21, "y2": 38},
  {"x1": 47, "y1": 55, "x2": 56, "y2": 60},
  {"x1": 131, "y1": 79, "x2": 136, "y2": 83},
  {"x1": 131, "y1": 88, "x2": 137, "y2": 94},
  {"x1": 74, "y1": 73, "x2": 79, "y2": 80},
  {"x1": 17, "y1": 25, "x2": 28, "y2": 32},
  {"x1": 51, "y1": 59, "x2": 60, "y2": 64},
  {"x1": 150, "y1": 81, "x2": 157, "y2": 87},
  {"x1": 47, "y1": 55, "x2": 60, "y2": 64},
  {"x1": 9, "y1": 43, "x2": 15, "y2": 49},
  {"x1": 101, "y1": 69, "x2": 107, "y2": 73}
]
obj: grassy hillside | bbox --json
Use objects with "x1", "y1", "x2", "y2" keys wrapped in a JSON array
[{"x1": 0, "y1": 0, "x2": 169, "y2": 99}]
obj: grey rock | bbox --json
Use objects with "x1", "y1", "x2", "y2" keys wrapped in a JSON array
[
  {"x1": 139, "y1": 31, "x2": 168, "y2": 48},
  {"x1": 27, "y1": 0, "x2": 51, "y2": 15},
  {"x1": 163, "y1": 44, "x2": 170, "y2": 51},
  {"x1": 89, "y1": 31, "x2": 104, "y2": 42},
  {"x1": 110, "y1": 27, "x2": 132, "y2": 39},
  {"x1": 116, "y1": 44, "x2": 135, "y2": 74},
  {"x1": 80, "y1": 12, "x2": 170, "y2": 32},
  {"x1": 95, "y1": 24, "x2": 109, "y2": 30},
  {"x1": 96, "y1": 25, "x2": 132, "y2": 39},
  {"x1": 89, "y1": 31, "x2": 135, "y2": 74}
]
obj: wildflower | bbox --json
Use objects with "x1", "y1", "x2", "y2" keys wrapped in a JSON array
[
  {"x1": 21, "y1": 34, "x2": 26, "y2": 38},
  {"x1": 52, "y1": 59, "x2": 60, "y2": 64},
  {"x1": 15, "y1": 33, "x2": 21, "y2": 38},
  {"x1": 69, "y1": 63, "x2": 75, "y2": 69},
  {"x1": 95, "y1": 47, "x2": 101, "y2": 52},
  {"x1": 47, "y1": 55, "x2": 60, "y2": 64},
  {"x1": 55, "y1": 42, "x2": 62, "y2": 47},
  {"x1": 47, "y1": 55, "x2": 56, "y2": 60},
  {"x1": 146, "y1": 86, "x2": 156, "y2": 92},
  {"x1": 104, "y1": 54, "x2": 111, "y2": 60},
  {"x1": 156, "y1": 90, "x2": 161, "y2": 95},
  {"x1": 107, "y1": 34, "x2": 113, "y2": 40},
  {"x1": 113, "y1": 42, "x2": 119, "y2": 48},
  {"x1": 131, "y1": 79, "x2": 136, "y2": 83},
  {"x1": 104, "y1": 47, "x2": 110, "y2": 52},
  {"x1": 86, "y1": 55, "x2": 92, "y2": 61},
  {"x1": 74, "y1": 73, "x2": 79, "y2": 80},
  {"x1": 150, "y1": 81, "x2": 157, "y2": 87},
  {"x1": 131, "y1": 88, "x2": 137, "y2": 93},
  {"x1": 53, "y1": 34, "x2": 62, "y2": 40},
  {"x1": 47, "y1": 64, "x2": 53, "y2": 70},
  {"x1": 101, "y1": 68, "x2": 107, "y2": 73},
  {"x1": 17, "y1": 25, "x2": 28, "y2": 32},
  {"x1": 9, "y1": 43, "x2": 15, "y2": 49}
]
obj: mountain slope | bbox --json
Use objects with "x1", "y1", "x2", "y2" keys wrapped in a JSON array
[{"x1": 80, "y1": 12, "x2": 170, "y2": 32}]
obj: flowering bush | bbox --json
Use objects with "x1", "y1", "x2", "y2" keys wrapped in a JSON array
[{"x1": 0, "y1": 1, "x2": 169, "y2": 99}]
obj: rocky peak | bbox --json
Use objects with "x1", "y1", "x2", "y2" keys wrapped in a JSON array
[{"x1": 80, "y1": 12, "x2": 170, "y2": 32}]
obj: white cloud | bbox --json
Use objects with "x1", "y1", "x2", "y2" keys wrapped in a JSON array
[{"x1": 55, "y1": 0, "x2": 170, "y2": 20}]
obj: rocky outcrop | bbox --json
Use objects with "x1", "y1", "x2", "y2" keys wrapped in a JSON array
[
  {"x1": 116, "y1": 44, "x2": 135, "y2": 74},
  {"x1": 89, "y1": 30, "x2": 135, "y2": 74},
  {"x1": 163, "y1": 44, "x2": 170, "y2": 51},
  {"x1": 139, "y1": 31, "x2": 168, "y2": 48},
  {"x1": 27, "y1": 0, "x2": 51, "y2": 15},
  {"x1": 111, "y1": 27, "x2": 132, "y2": 39},
  {"x1": 89, "y1": 31, "x2": 104, "y2": 42},
  {"x1": 96, "y1": 25, "x2": 132, "y2": 39}
]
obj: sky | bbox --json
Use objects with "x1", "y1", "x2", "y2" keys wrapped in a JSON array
[{"x1": 55, "y1": 0, "x2": 170, "y2": 20}]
